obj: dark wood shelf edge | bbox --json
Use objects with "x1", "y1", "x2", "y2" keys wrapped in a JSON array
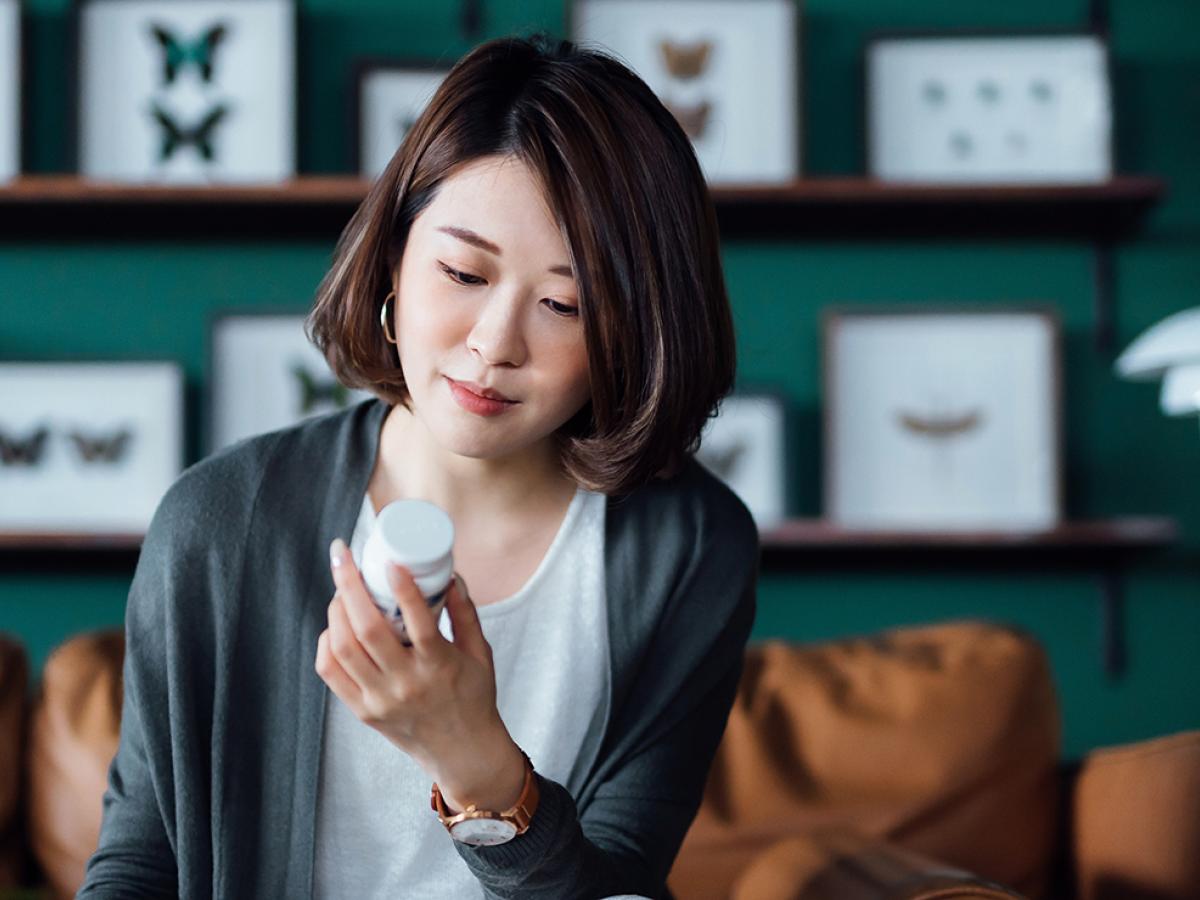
[
  {"x1": 760, "y1": 516, "x2": 1179, "y2": 551},
  {"x1": 0, "y1": 516, "x2": 1176, "y2": 556},
  {"x1": 0, "y1": 175, "x2": 1167, "y2": 239}
]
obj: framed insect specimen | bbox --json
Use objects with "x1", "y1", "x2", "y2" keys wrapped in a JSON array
[
  {"x1": 865, "y1": 30, "x2": 1113, "y2": 184},
  {"x1": 0, "y1": 361, "x2": 184, "y2": 534},
  {"x1": 351, "y1": 57, "x2": 452, "y2": 180},
  {"x1": 207, "y1": 311, "x2": 375, "y2": 455},
  {"x1": 822, "y1": 305, "x2": 1063, "y2": 531},
  {"x1": 70, "y1": 0, "x2": 297, "y2": 183},
  {"x1": 568, "y1": 0, "x2": 801, "y2": 184},
  {"x1": 695, "y1": 389, "x2": 790, "y2": 528},
  {"x1": 0, "y1": 0, "x2": 23, "y2": 182}
]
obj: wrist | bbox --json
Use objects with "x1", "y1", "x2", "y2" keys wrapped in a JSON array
[{"x1": 437, "y1": 728, "x2": 526, "y2": 814}]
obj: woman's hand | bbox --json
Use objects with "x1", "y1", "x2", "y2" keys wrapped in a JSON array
[{"x1": 315, "y1": 538, "x2": 526, "y2": 814}]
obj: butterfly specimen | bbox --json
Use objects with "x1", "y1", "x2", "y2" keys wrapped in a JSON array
[
  {"x1": 664, "y1": 98, "x2": 712, "y2": 140},
  {"x1": 149, "y1": 22, "x2": 230, "y2": 85},
  {"x1": 659, "y1": 38, "x2": 713, "y2": 80},
  {"x1": 67, "y1": 427, "x2": 134, "y2": 464},
  {"x1": 293, "y1": 364, "x2": 351, "y2": 414},
  {"x1": 0, "y1": 425, "x2": 50, "y2": 466},
  {"x1": 150, "y1": 101, "x2": 229, "y2": 162},
  {"x1": 896, "y1": 408, "x2": 983, "y2": 438}
]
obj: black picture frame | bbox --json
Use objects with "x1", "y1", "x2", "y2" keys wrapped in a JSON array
[
  {"x1": 67, "y1": 0, "x2": 301, "y2": 181},
  {"x1": 348, "y1": 54, "x2": 455, "y2": 180},
  {"x1": 695, "y1": 385, "x2": 793, "y2": 529},
  {"x1": 861, "y1": 26, "x2": 1116, "y2": 184},
  {"x1": 205, "y1": 307, "x2": 375, "y2": 456}
]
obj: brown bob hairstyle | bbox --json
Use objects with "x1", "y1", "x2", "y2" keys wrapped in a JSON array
[{"x1": 306, "y1": 32, "x2": 735, "y2": 497}]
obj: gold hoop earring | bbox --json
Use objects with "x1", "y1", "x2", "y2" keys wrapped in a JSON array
[{"x1": 380, "y1": 290, "x2": 398, "y2": 345}]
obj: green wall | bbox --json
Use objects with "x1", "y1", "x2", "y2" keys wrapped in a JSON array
[{"x1": 3, "y1": 0, "x2": 1198, "y2": 760}]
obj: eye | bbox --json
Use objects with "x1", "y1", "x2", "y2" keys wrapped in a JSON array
[
  {"x1": 543, "y1": 299, "x2": 579, "y2": 318},
  {"x1": 438, "y1": 262, "x2": 484, "y2": 286}
]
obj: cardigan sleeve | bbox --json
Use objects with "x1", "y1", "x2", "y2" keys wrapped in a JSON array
[
  {"x1": 451, "y1": 485, "x2": 760, "y2": 899},
  {"x1": 78, "y1": 495, "x2": 187, "y2": 897}
]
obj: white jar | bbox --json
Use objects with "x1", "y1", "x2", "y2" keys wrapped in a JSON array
[{"x1": 360, "y1": 499, "x2": 455, "y2": 644}]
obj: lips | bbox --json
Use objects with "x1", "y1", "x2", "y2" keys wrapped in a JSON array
[
  {"x1": 441, "y1": 374, "x2": 516, "y2": 417},
  {"x1": 446, "y1": 378, "x2": 517, "y2": 403}
]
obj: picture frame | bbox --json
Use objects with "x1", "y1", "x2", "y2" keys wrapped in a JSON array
[
  {"x1": 0, "y1": 361, "x2": 184, "y2": 534},
  {"x1": 207, "y1": 311, "x2": 375, "y2": 455},
  {"x1": 568, "y1": 0, "x2": 801, "y2": 185},
  {"x1": 0, "y1": 0, "x2": 25, "y2": 182},
  {"x1": 351, "y1": 57, "x2": 452, "y2": 180},
  {"x1": 70, "y1": 0, "x2": 298, "y2": 183},
  {"x1": 822, "y1": 305, "x2": 1064, "y2": 531},
  {"x1": 865, "y1": 29, "x2": 1113, "y2": 184},
  {"x1": 695, "y1": 389, "x2": 790, "y2": 529}
]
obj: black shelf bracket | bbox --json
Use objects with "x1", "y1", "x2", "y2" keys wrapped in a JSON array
[{"x1": 1099, "y1": 567, "x2": 1126, "y2": 679}]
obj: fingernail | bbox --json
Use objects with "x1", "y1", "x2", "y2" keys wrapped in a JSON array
[{"x1": 330, "y1": 538, "x2": 346, "y2": 567}]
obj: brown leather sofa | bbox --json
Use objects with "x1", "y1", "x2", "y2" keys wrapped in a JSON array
[{"x1": 0, "y1": 622, "x2": 1196, "y2": 899}]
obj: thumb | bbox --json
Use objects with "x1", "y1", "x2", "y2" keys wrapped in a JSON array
[{"x1": 445, "y1": 573, "x2": 491, "y2": 664}]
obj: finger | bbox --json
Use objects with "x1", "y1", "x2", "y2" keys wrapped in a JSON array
[
  {"x1": 328, "y1": 538, "x2": 409, "y2": 672},
  {"x1": 314, "y1": 628, "x2": 364, "y2": 710},
  {"x1": 445, "y1": 573, "x2": 491, "y2": 664},
  {"x1": 327, "y1": 591, "x2": 385, "y2": 690},
  {"x1": 386, "y1": 562, "x2": 447, "y2": 654}
]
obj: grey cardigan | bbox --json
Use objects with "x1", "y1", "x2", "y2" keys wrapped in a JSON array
[{"x1": 78, "y1": 398, "x2": 759, "y2": 900}]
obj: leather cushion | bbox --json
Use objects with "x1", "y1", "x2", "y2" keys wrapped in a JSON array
[
  {"x1": 26, "y1": 629, "x2": 124, "y2": 900},
  {"x1": 1073, "y1": 729, "x2": 1200, "y2": 900},
  {"x1": 668, "y1": 621, "x2": 1059, "y2": 900}
]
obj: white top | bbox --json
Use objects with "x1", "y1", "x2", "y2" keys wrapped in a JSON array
[{"x1": 313, "y1": 485, "x2": 610, "y2": 899}]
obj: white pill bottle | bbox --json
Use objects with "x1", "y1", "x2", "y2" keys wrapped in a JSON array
[{"x1": 360, "y1": 499, "x2": 455, "y2": 645}]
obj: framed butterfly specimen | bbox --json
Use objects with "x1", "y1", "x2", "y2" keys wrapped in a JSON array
[
  {"x1": 865, "y1": 30, "x2": 1113, "y2": 184},
  {"x1": 70, "y1": 0, "x2": 297, "y2": 183},
  {"x1": 207, "y1": 311, "x2": 375, "y2": 455},
  {"x1": 351, "y1": 57, "x2": 453, "y2": 180},
  {"x1": 0, "y1": 0, "x2": 23, "y2": 182},
  {"x1": 695, "y1": 390, "x2": 790, "y2": 529},
  {"x1": 822, "y1": 306, "x2": 1064, "y2": 532},
  {"x1": 568, "y1": 0, "x2": 801, "y2": 185},
  {"x1": 0, "y1": 361, "x2": 184, "y2": 534}
]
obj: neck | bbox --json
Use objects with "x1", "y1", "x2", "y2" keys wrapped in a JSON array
[{"x1": 375, "y1": 403, "x2": 575, "y2": 522}]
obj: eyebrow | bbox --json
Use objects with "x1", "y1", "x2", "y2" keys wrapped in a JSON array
[{"x1": 436, "y1": 225, "x2": 575, "y2": 278}]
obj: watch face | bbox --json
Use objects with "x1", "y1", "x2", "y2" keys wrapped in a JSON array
[{"x1": 449, "y1": 817, "x2": 519, "y2": 846}]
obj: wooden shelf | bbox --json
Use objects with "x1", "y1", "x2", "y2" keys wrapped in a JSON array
[
  {"x1": 0, "y1": 174, "x2": 1165, "y2": 239},
  {"x1": 761, "y1": 516, "x2": 1178, "y2": 550},
  {"x1": 1, "y1": 515, "x2": 1175, "y2": 561}
]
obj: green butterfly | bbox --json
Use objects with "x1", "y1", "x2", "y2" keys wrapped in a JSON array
[
  {"x1": 149, "y1": 22, "x2": 229, "y2": 85},
  {"x1": 150, "y1": 101, "x2": 229, "y2": 162},
  {"x1": 293, "y1": 364, "x2": 351, "y2": 414}
]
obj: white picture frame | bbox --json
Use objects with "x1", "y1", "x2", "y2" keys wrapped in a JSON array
[
  {"x1": 208, "y1": 312, "x2": 375, "y2": 454},
  {"x1": 695, "y1": 391, "x2": 788, "y2": 528},
  {"x1": 0, "y1": 361, "x2": 184, "y2": 534},
  {"x1": 74, "y1": 0, "x2": 297, "y2": 183},
  {"x1": 354, "y1": 60, "x2": 450, "y2": 180},
  {"x1": 570, "y1": 0, "x2": 801, "y2": 185},
  {"x1": 0, "y1": 0, "x2": 20, "y2": 182},
  {"x1": 823, "y1": 307, "x2": 1063, "y2": 531},
  {"x1": 867, "y1": 32, "x2": 1113, "y2": 184}
]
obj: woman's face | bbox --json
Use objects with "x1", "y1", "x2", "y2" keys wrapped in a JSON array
[{"x1": 389, "y1": 154, "x2": 591, "y2": 461}]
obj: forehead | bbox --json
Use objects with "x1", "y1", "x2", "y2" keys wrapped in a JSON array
[{"x1": 419, "y1": 155, "x2": 564, "y2": 248}]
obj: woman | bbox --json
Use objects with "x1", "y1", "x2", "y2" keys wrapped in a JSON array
[{"x1": 80, "y1": 32, "x2": 758, "y2": 900}]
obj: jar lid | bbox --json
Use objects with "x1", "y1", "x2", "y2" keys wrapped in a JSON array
[{"x1": 374, "y1": 499, "x2": 455, "y2": 571}]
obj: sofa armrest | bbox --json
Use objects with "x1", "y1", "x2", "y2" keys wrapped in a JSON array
[{"x1": 731, "y1": 830, "x2": 1028, "y2": 900}]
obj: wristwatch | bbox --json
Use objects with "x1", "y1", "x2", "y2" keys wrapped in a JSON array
[{"x1": 430, "y1": 750, "x2": 540, "y2": 846}]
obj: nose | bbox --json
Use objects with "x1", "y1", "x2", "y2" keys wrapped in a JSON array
[{"x1": 466, "y1": 293, "x2": 528, "y2": 368}]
